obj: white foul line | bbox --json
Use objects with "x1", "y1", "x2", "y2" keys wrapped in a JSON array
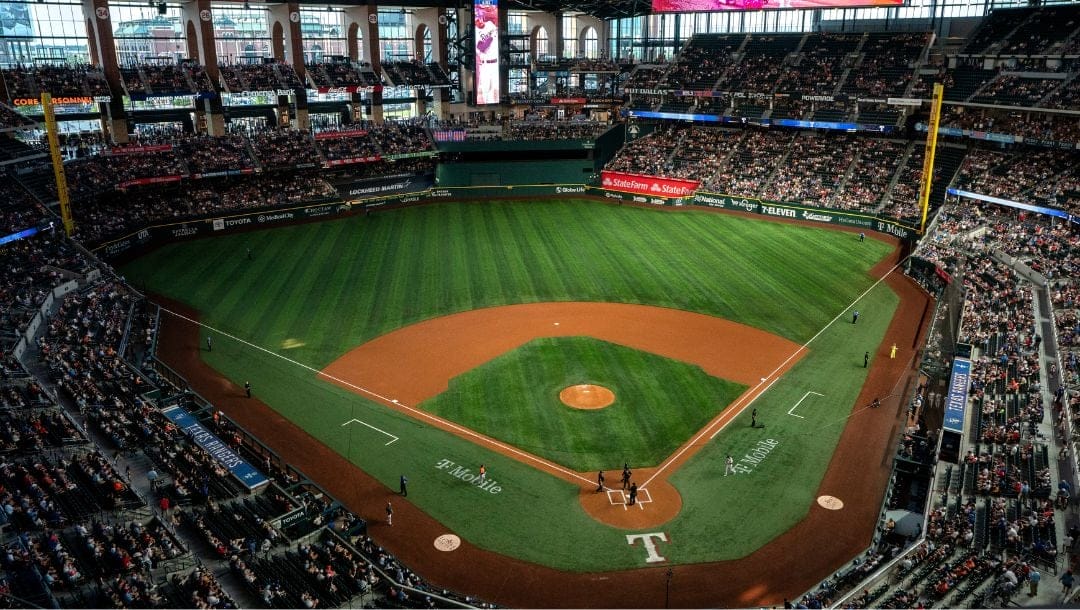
[
  {"x1": 709, "y1": 375, "x2": 781, "y2": 439},
  {"x1": 341, "y1": 418, "x2": 399, "y2": 446},
  {"x1": 641, "y1": 257, "x2": 906, "y2": 489},
  {"x1": 157, "y1": 308, "x2": 598, "y2": 488},
  {"x1": 787, "y1": 391, "x2": 824, "y2": 419}
]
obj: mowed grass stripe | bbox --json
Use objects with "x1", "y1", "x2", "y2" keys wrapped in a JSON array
[
  {"x1": 240, "y1": 226, "x2": 330, "y2": 343},
  {"x1": 212, "y1": 228, "x2": 299, "y2": 337},
  {"x1": 125, "y1": 201, "x2": 894, "y2": 370},
  {"x1": 262, "y1": 222, "x2": 346, "y2": 348},
  {"x1": 292, "y1": 222, "x2": 359, "y2": 361}
]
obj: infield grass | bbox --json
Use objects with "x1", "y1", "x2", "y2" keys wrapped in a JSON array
[
  {"x1": 423, "y1": 336, "x2": 747, "y2": 471},
  {"x1": 121, "y1": 199, "x2": 901, "y2": 570}
]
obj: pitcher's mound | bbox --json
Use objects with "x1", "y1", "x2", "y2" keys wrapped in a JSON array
[{"x1": 559, "y1": 384, "x2": 615, "y2": 409}]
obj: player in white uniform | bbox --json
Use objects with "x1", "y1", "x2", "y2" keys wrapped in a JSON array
[{"x1": 474, "y1": 3, "x2": 500, "y2": 104}]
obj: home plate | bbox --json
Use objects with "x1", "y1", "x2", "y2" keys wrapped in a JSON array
[
  {"x1": 817, "y1": 495, "x2": 844, "y2": 510},
  {"x1": 434, "y1": 534, "x2": 461, "y2": 551}
]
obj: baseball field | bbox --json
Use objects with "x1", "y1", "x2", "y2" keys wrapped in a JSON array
[{"x1": 121, "y1": 198, "x2": 927, "y2": 605}]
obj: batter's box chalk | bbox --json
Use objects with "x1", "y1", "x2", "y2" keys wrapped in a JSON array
[
  {"x1": 633, "y1": 488, "x2": 654, "y2": 510},
  {"x1": 606, "y1": 489, "x2": 628, "y2": 510}
]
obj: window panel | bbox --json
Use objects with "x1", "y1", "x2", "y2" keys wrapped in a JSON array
[
  {"x1": 212, "y1": 4, "x2": 272, "y2": 64},
  {"x1": 0, "y1": 0, "x2": 90, "y2": 64},
  {"x1": 111, "y1": 2, "x2": 186, "y2": 65}
]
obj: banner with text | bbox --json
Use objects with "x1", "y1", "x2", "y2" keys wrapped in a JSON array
[
  {"x1": 688, "y1": 191, "x2": 916, "y2": 240},
  {"x1": 600, "y1": 170, "x2": 700, "y2": 198},
  {"x1": 943, "y1": 357, "x2": 971, "y2": 434},
  {"x1": 314, "y1": 129, "x2": 369, "y2": 140},
  {"x1": 160, "y1": 404, "x2": 269, "y2": 491}
]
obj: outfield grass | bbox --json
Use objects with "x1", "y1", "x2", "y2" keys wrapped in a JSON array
[
  {"x1": 422, "y1": 336, "x2": 747, "y2": 471},
  {"x1": 121, "y1": 199, "x2": 900, "y2": 571}
]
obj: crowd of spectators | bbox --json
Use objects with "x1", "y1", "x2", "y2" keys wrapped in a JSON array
[
  {"x1": 366, "y1": 119, "x2": 433, "y2": 156},
  {"x1": 72, "y1": 173, "x2": 337, "y2": 243},
  {"x1": 972, "y1": 75, "x2": 1064, "y2": 107},
  {"x1": 605, "y1": 125, "x2": 926, "y2": 213},
  {"x1": 120, "y1": 63, "x2": 215, "y2": 97},
  {"x1": 0, "y1": 103, "x2": 35, "y2": 130},
  {"x1": 64, "y1": 146, "x2": 186, "y2": 199},
  {"x1": 0, "y1": 232, "x2": 492, "y2": 608},
  {"x1": 178, "y1": 134, "x2": 257, "y2": 175},
  {"x1": 760, "y1": 132, "x2": 851, "y2": 206},
  {"x1": 842, "y1": 33, "x2": 929, "y2": 99},
  {"x1": 245, "y1": 127, "x2": 321, "y2": 169},
  {"x1": 315, "y1": 127, "x2": 381, "y2": 163},
  {"x1": 306, "y1": 62, "x2": 367, "y2": 89},
  {"x1": 938, "y1": 108, "x2": 1080, "y2": 145},
  {"x1": 218, "y1": 62, "x2": 303, "y2": 93},
  {"x1": 0, "y1": 64, "x2": 111, "y2": 99},
  {"x1": 382, "y1": 61, "x2": 439, "y2": 87},
  {"x1": 504, "y1": 119, "x2": 608, "y2": 141},
  {"x1": 954, "y1": 147, "x2": 1079, "y2": 214}
]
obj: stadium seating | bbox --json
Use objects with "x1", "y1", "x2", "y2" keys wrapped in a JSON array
[
  {"x1": 219, "y1": 61, "x2": 304, "y2": 93},
  {"x1": 0, "y1": 65, "x2": 112, "y2": 100}
]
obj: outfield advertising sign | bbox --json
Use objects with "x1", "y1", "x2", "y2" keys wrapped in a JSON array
[
  {"x1": 688, "y1": 191, "x2": 915, "y2": 239},
  {"x1": 341, "y1": 173, "x2": 435, "y2": 200},
  {"x1": 600, "y1": 170, "x2": 701, "y2": 198}
]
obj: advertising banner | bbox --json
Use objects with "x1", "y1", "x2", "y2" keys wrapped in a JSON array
[
  {"x1": 342, "y1": 173, "x2": 435, "y2": 199},
  {"x1": 323, "y1": 156, "x2": 381, "y2": 167},
  {"x1": 942, "y1": 357, "x2": 971, "y2": 434},
  {"x1": 110, "y1": 144, "x2": 173, "y2": 155},
  {"x1": 315, "y1": 85, "x2": 383, "y2": 94},
  {"x1": 314, "y1": 129, "x2": 369, "y2": 140},
  {"x1": 117, "y1": 175, "x2": 183, "y2": 189},
  {"x1": 12, "y1": 95, "x2": 111, "y2": 106},
  {"x1": 474, "y1": 0, "x2": 501, "y2": 104},
  {"x1": 600, "y1": 170, "x2": 700, "y2": 198},
  {"x1": 160, "y1": 405, "x2": 269, "y2": 491},
  {"x1": 191, "y1": 168, "x2": 256, "y2": 180},
  {"x1": 688, "y1": 191, "x2": 915, "y2": 239}
]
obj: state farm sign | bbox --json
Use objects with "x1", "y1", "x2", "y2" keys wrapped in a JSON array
[{"x1": 600, "y1": 171, "x2": 700, "y2": 198}]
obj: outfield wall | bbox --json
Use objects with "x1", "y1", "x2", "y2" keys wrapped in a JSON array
[{"x1": 90, "y1": 183, "x2": 918, "y2": 262}]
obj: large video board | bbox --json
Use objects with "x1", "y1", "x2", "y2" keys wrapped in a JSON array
[{"x1": 474, "y1": 0, "x2": 500, "y2": 104}]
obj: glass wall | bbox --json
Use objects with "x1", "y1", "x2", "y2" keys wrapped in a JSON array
[
  {"x1": 608, "y1": 0, "x2": 1078, "y2": 57},
  {"x1": 561, "y1": 13, "x2": 577, "y2": 58},
  {"x1": 212, "y1": 4, "x2": 272, "y2": 64},
  {"x1": 299, "y1": 7, "x2": 347, "y2": 62},
  {"x1": 111, "y1": 1, "x2": 187, "y2": 65},
  {"x1": 0, "y1": 0, "x2": 89, "y2": 65},
  {"x1": 377, "y1": 9, "x2": 413, "y2": 63}
]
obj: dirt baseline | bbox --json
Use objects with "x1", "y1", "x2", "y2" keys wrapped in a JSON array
[
  {"x1": 321, "y1": 302, "x2": 798, "y2": 406},
  {"x1": 154, "y1": 242, "x2": 931, "y2": 608}
]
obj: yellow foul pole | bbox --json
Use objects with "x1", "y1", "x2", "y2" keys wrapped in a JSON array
[
  {"x1": 917, "y1": 82, "x2": 944, "y2": 234},
  {"x1": 40, "y1": 92, "x2": 74, "y2": 236}
]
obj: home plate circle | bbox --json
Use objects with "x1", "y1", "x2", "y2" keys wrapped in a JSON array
[
  {"x1": 817, "y1": 495, "x2": 844, "y2": 510},
  {"x1": 434, "y1": 534, "x2": 461, "y2": 552}
]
